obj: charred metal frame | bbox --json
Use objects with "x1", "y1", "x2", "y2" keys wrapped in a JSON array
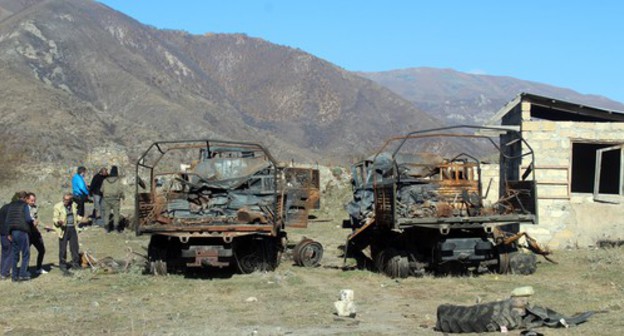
[
  {"x1": 370, "y1": 125, "x2": 537, "y2": 230},
  {"x1": 344, "y1": 125, "x2": 543, "y2": 277},
  {"x1": 134, "y1": 139, "x2": 281, "y2": 237}
]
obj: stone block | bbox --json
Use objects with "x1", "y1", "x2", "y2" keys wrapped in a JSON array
[
  {"x1": 334, "y1": 289, "x2": 356, "y2": 318},
  {"x1": 541, "y1": 122, "x2": 556, "y2": 131},
  {"x1": 522, "y1": 122, "x2": 540, "y2": 131}
]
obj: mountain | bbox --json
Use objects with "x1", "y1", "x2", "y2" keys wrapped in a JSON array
[
  {"x1": 359, "y1": 67, "x2": 624, "y2": 125},
  {"x1": 0, "y1": 0, "x2": 442, "y2": 168}
]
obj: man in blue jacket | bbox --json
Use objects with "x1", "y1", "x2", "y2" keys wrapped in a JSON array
[{"x1": 72, "y1": 166, "x2": 89, "y2": 217}]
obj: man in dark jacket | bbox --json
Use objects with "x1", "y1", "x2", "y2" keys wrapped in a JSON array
[
  {"x1": 6, "y1": 191, "x2": 33, "y2": 281},
  {"x1": 27, "y1": 192, "x2": 46, "y2": 274},
  {"x1": 0, "y1": 201, "x2": 12, "y2": 280},
  {"x1": 102, "y1": 166, "x2": 124, "y2": 232},
  {"x1": 89, "y1": 168, "x2": 108, "y2": 226}
]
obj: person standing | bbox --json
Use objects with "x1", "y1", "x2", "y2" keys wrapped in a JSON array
[
  {"x1": 7, "y1": 191, "x2": 33, "y2": 281},
  {"x1": 101, "y1": 165, "x2": 124, "y2": 232},
  {"x1": 53, "y1": 193, "x2": 83, "y2": 272},
  {"x1": 71, "y1": 166, "x2": 89, "y2": 218},
  {"x1": 0, "y1": 201, "x2": 12, "y2": 280},
  {"x1": 26, "y1": 192, "x2": 47, "y2": 274},
  {"x1": 89, "y1": 168, "x2": 108, "y2": 226}
]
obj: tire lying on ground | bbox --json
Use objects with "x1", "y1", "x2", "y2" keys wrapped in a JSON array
[
  {"x1": 436, "y1": 299, "x2": 522, "y2": 333},
  {"x1": 292, "y1": 238, "x2": 323, "y2": 267}
]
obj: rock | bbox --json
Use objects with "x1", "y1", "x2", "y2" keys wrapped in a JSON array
[
  {"x1": 511, "y1": 286, "x2": 535, "y2": 297},
  {"x1": 334, "y1": 289, "x2": 356, "y2": 318}
]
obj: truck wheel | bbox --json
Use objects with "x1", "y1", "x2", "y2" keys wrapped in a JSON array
[
  {"x1": 509, "y1": 252, "x2": 537, "y2": 275},
  {"x1": 376, "y1": 248, "x2": 410, "y2": 278},
  {"x1": 150, "y1": 260, "x2": 168, "y2": 276},
  {"x1": 235, "y1": 238, "x2": 279, "y2": 274},
  {"x1": 293, "y1": 239, "x2": 323, "y2": 267},
  {"x1": 237, "y1": 253, "x2": 265, "y2": 274},
  {"x1": 147, "y1": 235, "x2": 168, "y2": 276}
]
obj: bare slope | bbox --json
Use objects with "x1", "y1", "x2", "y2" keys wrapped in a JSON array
[
  {"x1": 0, "y1": 0, "x2": 441, "y2": 166},
  {"x1": 360, "y1": 67, "x2": 624, "y2": 125}
]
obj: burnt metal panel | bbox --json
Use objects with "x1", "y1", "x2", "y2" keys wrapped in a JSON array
[
  {"x1": 374, "y1": 182, "x2": 395, "y2": 229},
  {"x1": 504, "y1": 180, "x2": 538, "y2": 221},
  {"x1": 282, "y1": 167, "x2": 321, "y2": 228}
]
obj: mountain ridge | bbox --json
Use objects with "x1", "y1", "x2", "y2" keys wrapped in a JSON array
[
  {"x1": 2, "y1": 0, "x2": 622, "y2": 173},
  {"x1": 359, "y1": 67, "x2": 624, "y2": 125},
  {"x1": 0, "y1": 0, "x2": 443, "y2": 167}
]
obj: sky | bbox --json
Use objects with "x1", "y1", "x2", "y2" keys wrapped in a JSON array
[{"x1": 97, "y1": 1, "x2": 624, "y2": 103}]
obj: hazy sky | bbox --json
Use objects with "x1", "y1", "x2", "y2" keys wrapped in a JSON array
[{"x1": 97, "y1": 1, "x2": 624, "y2": 103}]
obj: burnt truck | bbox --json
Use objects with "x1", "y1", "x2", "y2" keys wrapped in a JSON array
[
  {"x1": 134, "y1": 139, "x2": 322, "y2": 275},
  {"x1": 343, "y1": 125, "x2": 547, "y2": 278}
]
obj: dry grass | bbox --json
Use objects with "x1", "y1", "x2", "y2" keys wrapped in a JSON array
[
  {"x1": 1, "y1": 183, "x2": 623, "y2": 335},
  {"x1": 0, "y1": 140, "x2": 25, "y2": 185}
]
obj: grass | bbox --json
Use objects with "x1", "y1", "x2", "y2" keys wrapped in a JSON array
[
  {"x1": 1, "y1": 226, "x2": 624, "y2": 335},
  {"x1": 1, "y1": 171, "x2": 623, "y2": 335}
]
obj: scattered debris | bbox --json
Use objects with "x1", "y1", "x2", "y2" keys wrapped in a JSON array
[
  {"x1": 80, "y1": 247, "x2": 146, "y2": 274},
  {"x1": 596, "y1": 239, "x2": 624, "y2": 248}
]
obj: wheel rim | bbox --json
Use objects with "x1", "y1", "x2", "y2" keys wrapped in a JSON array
[{"x1": 293, "y1": 239, "x2": 323, "y2": 267}]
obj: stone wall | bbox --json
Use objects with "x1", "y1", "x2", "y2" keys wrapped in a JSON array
[
  {"x1": 520, "y1": 120, "x2": 624, "y2": 248},
  {"x1": 480, "y1": 163, "x2": 500, "y2": 204}
]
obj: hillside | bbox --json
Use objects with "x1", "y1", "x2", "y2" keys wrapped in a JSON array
[
  {"x1": 3, "y1": 0, "x2": 623, "y2": 181},
  {"x1": 360, "y1": 67, "x2": 624, "y2": 125},
  {"x1": 0, "y1": 0, "x2": 441, "y2": 169}
]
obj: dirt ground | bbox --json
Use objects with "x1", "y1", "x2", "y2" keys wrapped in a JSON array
[
  {"x1": 0, "y1": 180, "x2": 623, "y2": 335},
  {"x1": 0, "y1": 212, "x2": 623, "y2": 335}
]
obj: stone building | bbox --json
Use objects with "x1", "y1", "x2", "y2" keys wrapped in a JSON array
[{"x1": 485, "y1": 93, "x2": 624, "y2": 248}]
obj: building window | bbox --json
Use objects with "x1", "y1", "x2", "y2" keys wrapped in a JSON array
[{"x1": 571, "y1": 143, "x2": 620, "y2": 194}]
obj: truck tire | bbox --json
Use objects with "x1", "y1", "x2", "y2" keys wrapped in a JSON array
[
  {"x1": 509, "y1": 252, "x2": 537, "y2": 275},
  {"x1": 150, "y1": 260, "x2": 168, "y2": 276},
  {"x1": 235, "y1": 237, "x2": 279, "y2": 274},
  {"x1": 436, "y1": 299, "x2": 522, "y2": 333},
  {"x1": 375, "y1": 248, "x2": 410, "y2": 278},
  {"x1": 147, "y1": 235, "x2": 169, "y2": 276}
]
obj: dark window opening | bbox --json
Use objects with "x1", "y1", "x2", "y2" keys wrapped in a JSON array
[
  {"x1": 531, "y1": 107, "x2": 615, "y2": 122},
  {"x1": 571, "y1": 143, "x2": 620, "y2": 193}
]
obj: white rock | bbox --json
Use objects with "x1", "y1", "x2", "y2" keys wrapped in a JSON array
[
  {"x1": 334, "y1": 289, "x2": 356, "y2": 317},
  {"x1": 334, "y1": 300, "x2": 357, "y2": 318},
  {"x1": 339, "y1": 289, "x2": 354, "y2": 301}
]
